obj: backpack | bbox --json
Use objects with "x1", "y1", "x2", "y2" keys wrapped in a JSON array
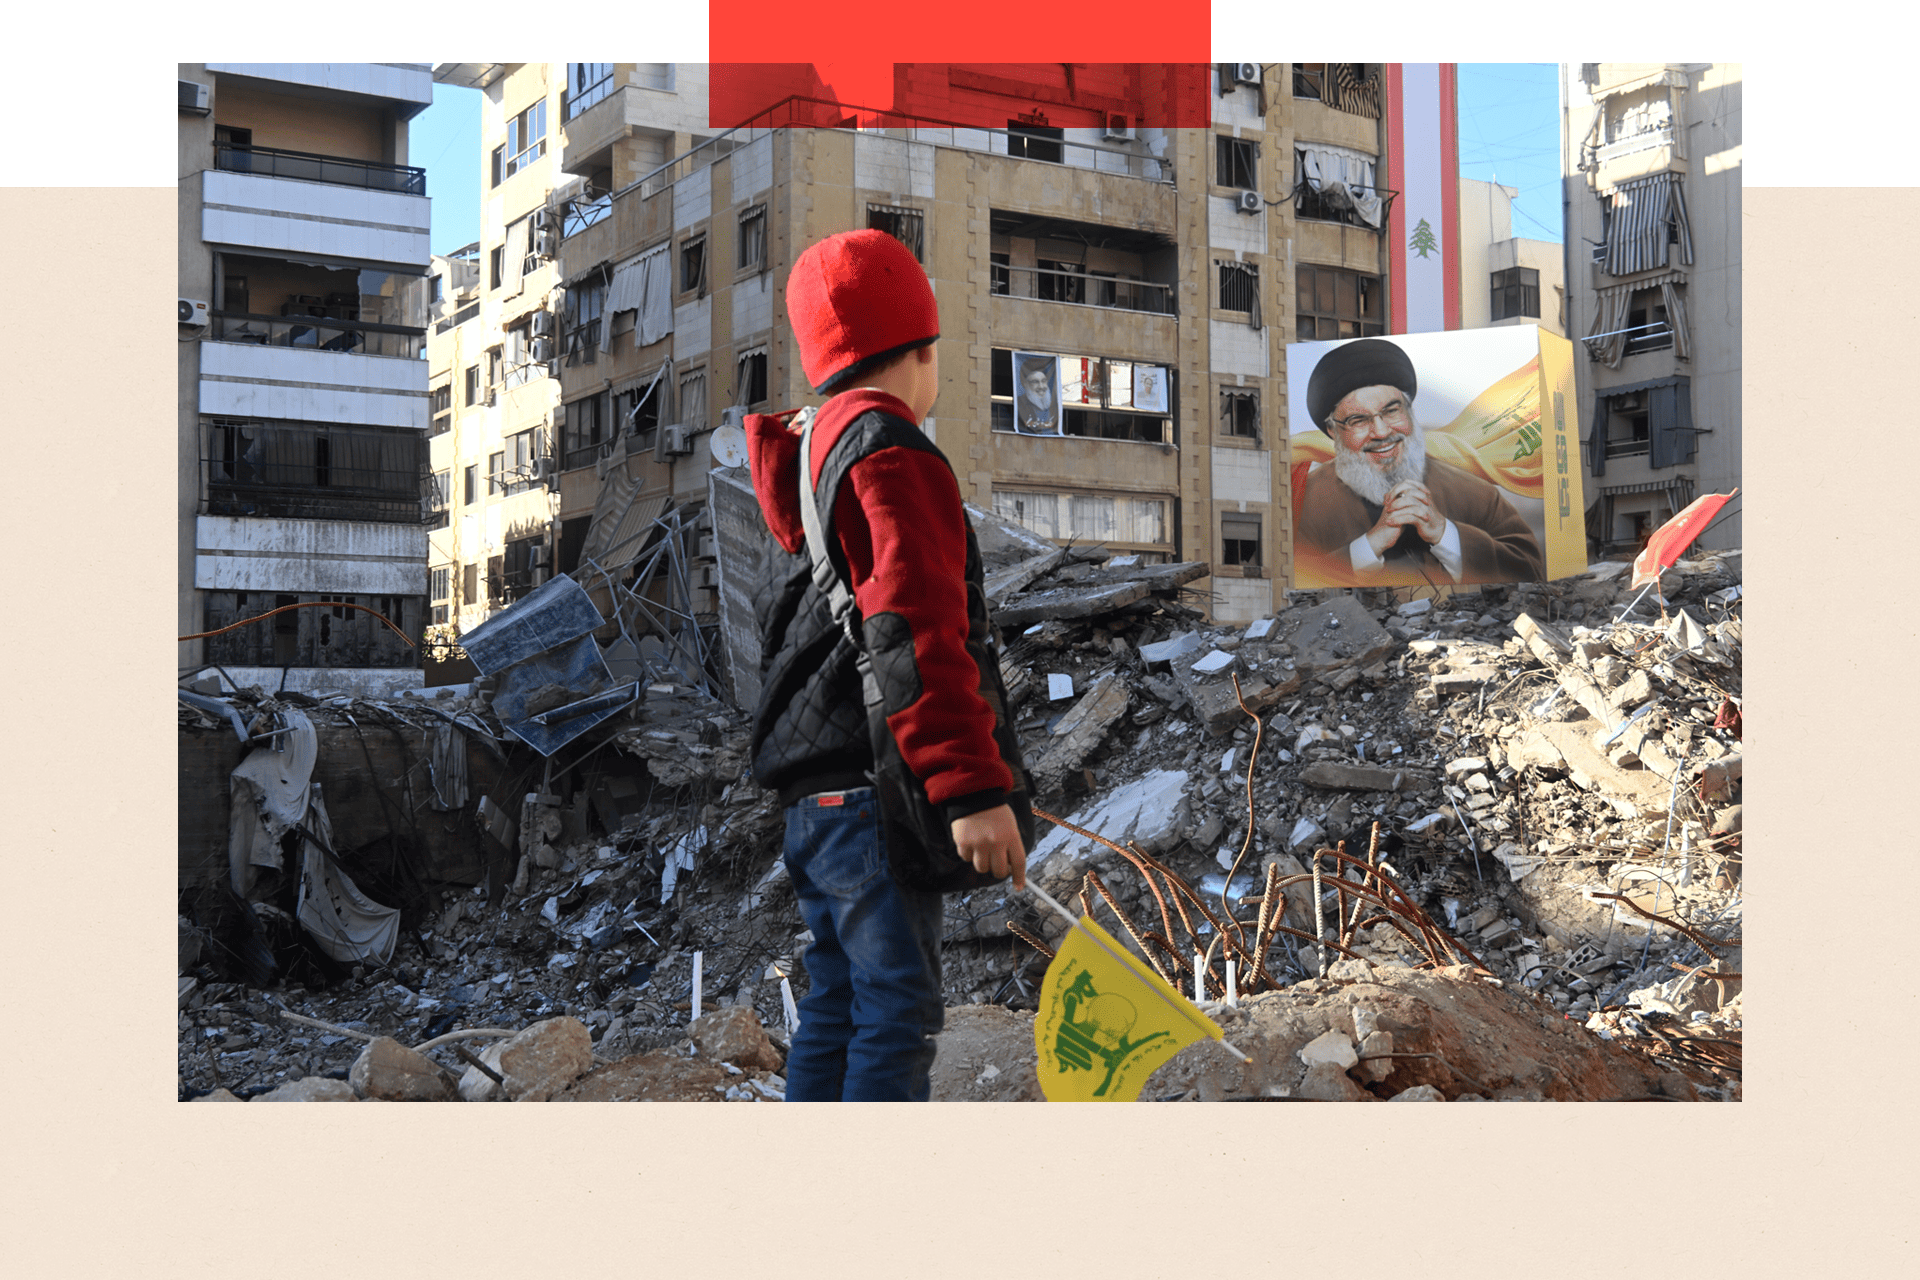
[{"x1": 792, "y1": 406, "x2": 1036, "y2": 893}]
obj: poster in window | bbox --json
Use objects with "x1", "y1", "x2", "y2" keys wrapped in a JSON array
[
  {"x1": 1060, "y1": 357, "x2": 1096, "y2": 407},
  {"x1": 1283, "y1": 325, "x2": 1585, "y2": 590},
  {"x1": 1132, "y1": 364, "x2": 1168, "y2": 414},
  {"x1": 1012, "y1": 351, "x2": 1062, "y2": 435}
]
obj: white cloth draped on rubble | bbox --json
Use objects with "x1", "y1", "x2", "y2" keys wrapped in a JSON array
[
  {"x1": 1296, "y1": 144, "x2": 1383, "y2": 228},
  {"x1": 601, "y1": 244, "x2": 672, "y2": 352},
  {"x1": 429, "y1": 720, "x2": 468, "y2": 810},
  {"x1": 295, "y1": 786, "x2": 399, "y2": 966},
  {"x1": 227, "y1": 709, "x2": 317, "y2": 898}
]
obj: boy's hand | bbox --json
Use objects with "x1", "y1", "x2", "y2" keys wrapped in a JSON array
[{"x1": 950, "y1": 805, "x2": 1027, "y2": 890}]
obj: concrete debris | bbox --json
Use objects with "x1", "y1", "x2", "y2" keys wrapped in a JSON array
[
  {"x1": 179, "y1": 545, "x2": 1742, "y2": 1103},
  {"x1": 350, "y1": 1036, "x2": 454, "y2": 1102}
]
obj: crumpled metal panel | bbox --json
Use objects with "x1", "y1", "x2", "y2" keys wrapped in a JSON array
[
  {"x1": 489, "y1": 633, "x2": 640, "y2": 757},
  {"x1": 458, "y1": 574, "x2": 605, "y2": 675}
]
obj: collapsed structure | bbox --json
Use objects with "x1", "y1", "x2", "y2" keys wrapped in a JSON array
[{"x1": 178, "y1": 491, "x2": 1741, "y2": 1102}]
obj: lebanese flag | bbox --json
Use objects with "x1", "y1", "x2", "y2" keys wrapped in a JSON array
[{"x1": 1631, "y1": 490, "x2": 1739, "y2": 589}]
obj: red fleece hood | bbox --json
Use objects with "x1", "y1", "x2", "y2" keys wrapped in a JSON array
[{"x1": 746, "y1": 389, "x2": 918, "y2": 553}]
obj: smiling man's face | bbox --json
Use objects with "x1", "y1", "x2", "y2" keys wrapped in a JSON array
[{"x1": 1328, "y1": 384, "x2": 1415, "y2": 472}]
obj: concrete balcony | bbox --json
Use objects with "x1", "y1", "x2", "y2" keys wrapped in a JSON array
[
  {"x1": 195, "y1": 514, "x2": 428, "y2": 595},
  {"x1": 206, "y1": 63, "x2": 432, "y2": 112},
  {"x1": 199, "y1": 338, "x2": 427, "y2": 430},
  {"x1": 202, "y1": 168, "x2": 430, "y2": 272}
]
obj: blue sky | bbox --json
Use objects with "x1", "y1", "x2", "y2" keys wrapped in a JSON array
[
  {"x1": 1455, "y1": 63, "x2": 1563, "y2": 244},
  {"x1": 412, "y1": 63, "x2": 1566, "y2": 259}
]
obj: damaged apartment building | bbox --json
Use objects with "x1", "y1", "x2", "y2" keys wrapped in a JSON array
[
  {"x1": 1565, "y1": 64, "x2": 1741, "y2": 555},
  {"x1": 418, "y1": 62, "x2": 1456, "y2": 638},
  {"x1": 179, "y1": 63, "x2": 436, "y2": 697}
]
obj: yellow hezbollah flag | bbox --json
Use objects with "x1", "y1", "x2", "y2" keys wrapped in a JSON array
[{"x1": 1034, "y1": 916, "x2": 1223, "y2": 1102}]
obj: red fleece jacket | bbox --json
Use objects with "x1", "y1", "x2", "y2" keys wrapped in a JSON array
[{"x1": 746, "y1": 389, "x2": 1012, "y2": 807}]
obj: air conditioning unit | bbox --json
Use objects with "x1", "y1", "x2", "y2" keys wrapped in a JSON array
[
  {"x1": 1236, "y1": 190, "x2": 1263, "y2": 214},
  {"x1": 484, "y1": 386, "x2": 497, "y2": 407},
  {"x1": 530, "y1": 309, "x2": 554, "y2": 337},
  {"x1": 1234, "y1": 63, "x2": 1262, "y2": 86},
  {"x1": 533, "y1": 229, "x2": 555, "y2": 258},
  {"x1": 530, "y1": 336, "x2": 553, "y2": 363},
  {"x1": 533, "y1": 207, "x2": 554, "y2": 233},
  {"x1": 179, "y1": 80, "x2": 210, "y2": 115},
  {"x1": 528, "y1": 543, "x2": 550, "y2": 568},
  {"x1": 178, "y1": 298, "x2": 211, "y2": 326},
  {"x1": 663, "y1": 423, "x2": 692, "y2": 455},
  {"x1": 1103, "y1": 113, "x2": 1134, "y2": 141}
]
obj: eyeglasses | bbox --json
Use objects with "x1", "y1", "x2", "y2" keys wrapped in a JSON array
[{"x1": 1329, "y1": 401, "x2": 1411, "y2": 434}]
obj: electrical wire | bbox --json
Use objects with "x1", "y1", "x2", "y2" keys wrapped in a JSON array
[{"x1": 179, "y1": 600, "x2": 414, "y2": 646}]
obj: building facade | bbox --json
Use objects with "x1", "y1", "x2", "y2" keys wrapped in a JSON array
[
  {"x1": 526, "y1": 62, "x2": 1427, "y2": 631},
  {"x1": 178, "y1": 63, "x2": 435, "y2": 696},
  {"x1": 1458, "y1": 176, "x2": 1565, "y2": 338},
  {"x1": 1564, "y1": 63, "x2": 1741, "y2": 554}
]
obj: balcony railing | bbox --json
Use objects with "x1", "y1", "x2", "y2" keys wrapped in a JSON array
[
  {"x1": 562, "y1": 93, "x2": 1172, "y2": 244},
  {"x1": 210, "y1": 311, "x2": 426, "y2": 360},
  {"x1": 214, "y1": 142, "x2": 426, "y2": 196},
  {"x1": 435, "y1": 302, "x2": 479, "y2": 335},
  {"x1": 1604, "y1": 437, "x2": 1651, "y2": 459},
  {"x1": 996, "y1": 264, "x2": 1175, "y2": 316},
  {"x1": 562, "y1": 71, "x2": 615, "y2": 121},
  {"x1": 203, "y1": 422, "x2": 428, "y2": 525}
]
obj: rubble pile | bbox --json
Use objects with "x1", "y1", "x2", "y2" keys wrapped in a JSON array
[{"x1": 179, "y1": 534, "x2": 1741, "y2": 1102}]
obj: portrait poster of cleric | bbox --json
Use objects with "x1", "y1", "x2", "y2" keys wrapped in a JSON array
[
  {"x1": 1284, "y1": 326, "x2": 1586, "y2": 590},
  {"x1": 1011, "y1": 351, "x2": 1063, "y2": 435}
]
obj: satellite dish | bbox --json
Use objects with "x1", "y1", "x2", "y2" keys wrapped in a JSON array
[{"x1": 710, "y1": 421, "x2": 748, "y2": 469}]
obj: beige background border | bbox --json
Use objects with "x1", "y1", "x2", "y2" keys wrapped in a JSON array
[{"x1": 0, "y1": 167, "x2": 1905, "y2": 1271}]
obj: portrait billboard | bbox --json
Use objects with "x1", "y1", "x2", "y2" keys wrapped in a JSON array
[
  {"x1": 1284, "y1": 325, "x2": 1585, "y2": 590},
  {"x1": 1011, "y1": 351, "x2": 1062, "y2": 435}
]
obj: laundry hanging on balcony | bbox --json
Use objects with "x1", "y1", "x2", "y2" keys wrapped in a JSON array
[{"x1": 1295, "y1": 144, "x2": 1384, "y2": 229}]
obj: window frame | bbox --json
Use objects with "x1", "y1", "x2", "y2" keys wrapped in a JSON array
[
  {"x1": 1221, "y1": 512, "x2": 1263, "y2": 571},
  {"x1": 1216, "y1": 135, "x2": 1259, "y2": 190},
  {"x1": 866, "y1": 203, "x2": 925, "y2": 262},
  {"x1": 737, "y1": 203, "x2": 767, "y2": 273},
  {"x1": 1490, "y1": 266, "x2": 1541, "y2": 322},
  {"x1": 680, "y1": 233, "x2": 708, "y2": 296},
  {"x1": 1217, "y1": 260, "x2": 1260, "y2": 315},
  {"x1": 1219, "y1": 386, "x2": 1261, "y2": 441},
  {"x1": 736, "y1": 346, "x2": 768, "y2": 408},
  {"x1": 504, "y1": 98, "x2": 548, "y2": 178},
  {"x1": 1296, "y1": 264, "x2": 1384, "y2": 340}
]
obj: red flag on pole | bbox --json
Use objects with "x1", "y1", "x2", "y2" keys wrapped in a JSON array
[{"x1": 1631, "y1": 490, "x2": 1738, "y2": 590}]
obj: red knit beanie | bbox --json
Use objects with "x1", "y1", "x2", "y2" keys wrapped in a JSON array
[{"x1": 786, "y1": 229, "x2": 940, "y2": 393}]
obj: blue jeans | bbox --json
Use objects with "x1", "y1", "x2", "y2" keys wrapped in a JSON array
[{"x1": 781, "y1": 788, "x2": 945, "y2": 1101}]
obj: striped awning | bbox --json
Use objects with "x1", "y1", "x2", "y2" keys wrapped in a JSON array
[
  {"x1": 1601, "y1": 172, "x2": 1693, "y2": 276},
  {"x1": 1584, "y1": 267, "x2": 1690, "y2": 368}
]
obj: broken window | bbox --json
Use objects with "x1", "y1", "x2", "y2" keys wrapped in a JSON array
[
  {"x1": 464, "y1": 364, "x2": 480, "y2": 407},
  {"x1": 622, "y1": 374, "x2": 664, "y2": 451},
  {"x1": 1222, "y1": 513, "x2": 1262, "y2": 569},
  {"x1": 1007, "y1": 120, "x2": 1063, "y2": 163},
  {"x1": 565, "y1": 63, "x2": 614, "y2": 119},
  {"x1": 505, "y1": 97, "x2": 547, "y2": 177},
  {"x1": 1218, "y1": 260, "x2": 1261, "y2": 322},
  {"x1": 1605, "y1": 395, "x2": 1652, "y2": 459},
  {"x1": 867, "y1": 204, "x2": 924, "y2": 262},
  {"x1": 1217, "y1": 135, "x2": 1258, "y2": 190},
  {"x1": 490, "y1": 245, "x2": 504, "y2": 291},
  {"x1": 1036, "y1": 258, "x2": 1086, "y2": 304},
  {"x1": 503, "y1": 319, "x2": 537, "y2": 388},
  {"x1": 1220, "y1": 387, "x2": 1260, "y2": 439},
  {"x1": 680, "y1": 234, "x2": 707, "y2": 295},
  {"x1": 563, "y1": 392, "x2": 608, "y2": 471},
  {"x1": 736, "y1": 347, "x2": 768, "y2": 406},
  {"x1": 1491, "y1": 266, "x2": 1540, "y2": 321},
  {"x1": 992, "y1": 488, "x2": 1171, "y2": 554},
  {"x1": 1296, "y1": 264, "x2": 1384, "y2": 340},
  {"x1": 487, "y1": 554, "x2": 506, "y2": 605},
  {"x1": 1588, "y1": 378, "x2": 1696, "y2": 475},
  {"x1": 738, "y1": 203, "x2": 766, "y2": 272},
  {"x1": 990, "y1": 252, "x2": 1010, "y2": 295},
  {"x1": 564, "y1": 273, "x2": 605, "y2": 364},
  {"x1": 428, "y1": 469, "x2": 450, "y2": 518},
  {"x1": 1624, "y1": 288, "x2": 1674, "y2": 355},
  {"x1": 1293, "y1": 63, "x2": 1381, "y2": 118}
]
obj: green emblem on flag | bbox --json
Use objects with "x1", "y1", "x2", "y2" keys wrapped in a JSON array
[
  {"x1": 1410, "y1": 218, "x2": 1438, "y2": 260},
  {"x1": 1046, "y1": 968, "x2": 1173, "y2": 1098},
  {"x1": 1513, "y1": 422, "x2": 1542, "y2": 461}
]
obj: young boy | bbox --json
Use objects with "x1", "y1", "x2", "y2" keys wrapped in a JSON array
[{"x1": 745, "y1": 229, "x2": 1029, "y2": 1101}]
